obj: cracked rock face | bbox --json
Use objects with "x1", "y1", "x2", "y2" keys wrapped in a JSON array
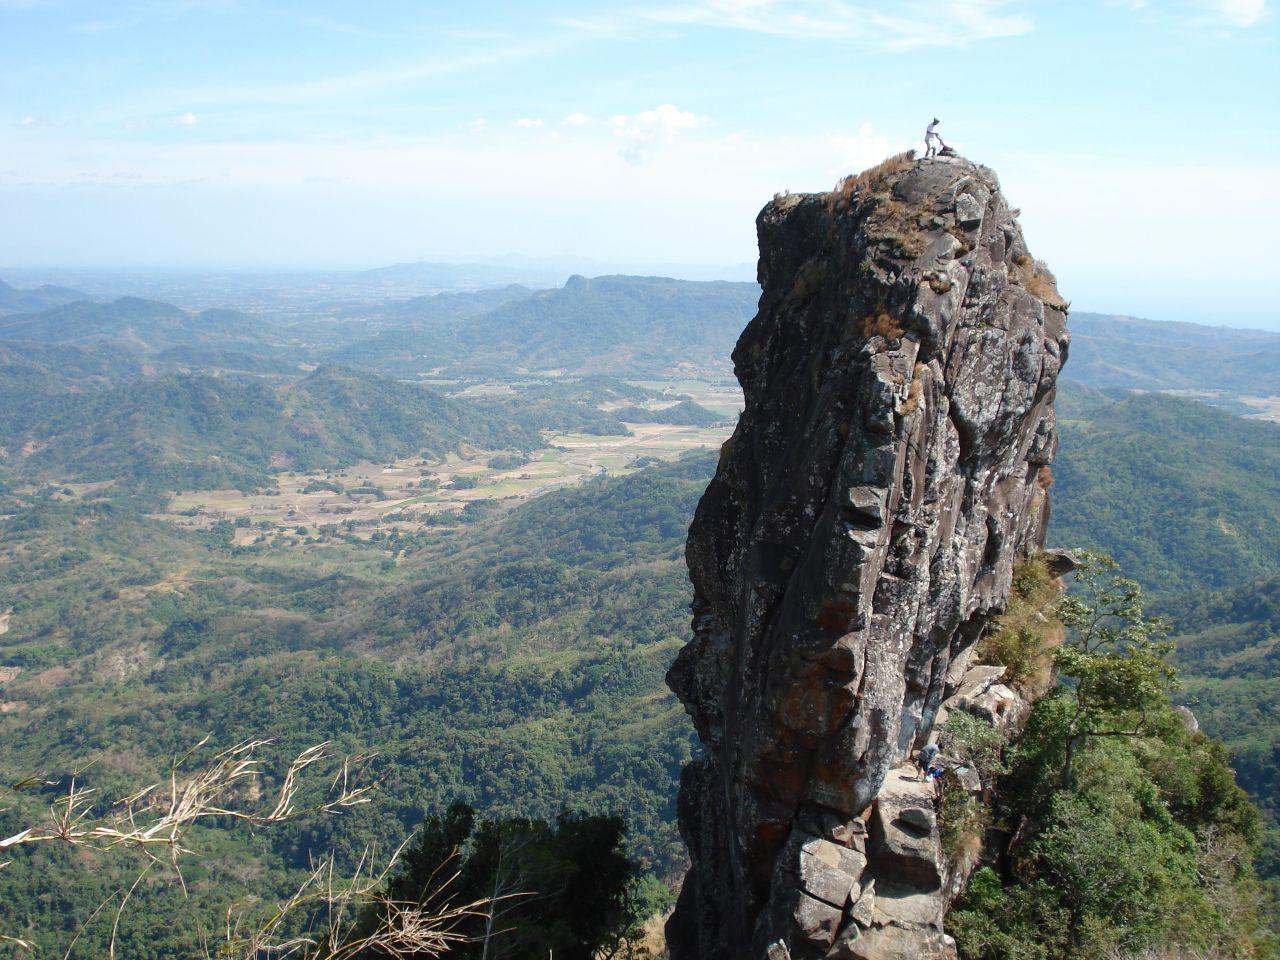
[{"x1": 665, "y1": 157, "x2": 1068, "y2": 960}]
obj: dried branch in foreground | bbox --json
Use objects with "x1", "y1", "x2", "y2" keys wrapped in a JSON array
[
  {"x1": 0, "y1": 738, "x2": 372, "y2": 870},
  {"x1": 0, "y1": 739, "x2": 375, "y2": 957},
  {"x1": 219, "y1": 844, "x2": 496, "y2": 960}
]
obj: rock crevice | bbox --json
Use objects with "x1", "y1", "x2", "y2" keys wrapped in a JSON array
[{"x1": 666, "y1": 156, "x2": 1068, "y2": 960}]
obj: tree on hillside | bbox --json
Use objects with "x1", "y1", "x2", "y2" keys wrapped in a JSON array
[
  {"x1": 948, "y1": 554, "x2": 1276, "y2": 960},
  {"x1": 1054, "y1": 553, "x2": 1177, "y2": 786},
  {"x1": 375, "y1": 803, "x2": 652, "y2": 960}
]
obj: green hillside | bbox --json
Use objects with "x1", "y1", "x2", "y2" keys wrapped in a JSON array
[
  {"x1": 1067, "y1": 312, "x2": 1280, "y2": 394},
  {"x1": 0, "y1": 276, "x2": 87, "y2": 315},
  {"x1": 1167, "y1": 577, "x2": 1280, "y2": 820},
  {"x1": 1051, "y1": 389, "x2": 1280, "y2": 605},
  {"x1": 1, "y1": 366, "x2": 542, "y2": 491},
  {"x1": 0, "y1": 454, "x2": 712, "y2": 954},
  {"x1": 0, "y1": 296, "x2": 279, "y2": 352},
  {"x1": 331, "y1": 275, "x2": 760, "y2": 377},
  {"x1": 614, "y1": 399, "x2": 725, "y2": 426},
  {"x1": 1050, "y1": 386, "x2": 1280, "y2": 885}
]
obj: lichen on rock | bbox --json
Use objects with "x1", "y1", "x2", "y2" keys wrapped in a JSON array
[{"x1": 665, "y1": 155, "x2": 1069, "y2": 960}]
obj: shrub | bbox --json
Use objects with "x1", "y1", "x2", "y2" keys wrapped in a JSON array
[
  {"x1": 950, "y1": 556, "x2": 1277, "y2": 959},
  {"x1": 1015, "y1": 255, "x2": 1069, "y2": 311},
  {"x1": 861, "y1": 308, "x2": 906, "y2": 340},
  {"x1": 939, "y1": 781, "x2": 987, "y2": 864},
  {"x1": 867, "y1": 197, "x2": 928, "y2": 258},
  {"x1": 939, "y1": 710, "x2": 1009, "y2": 783},
  {"x1": 976, "y1": 554, "x2": 1063, "y2": 695}
]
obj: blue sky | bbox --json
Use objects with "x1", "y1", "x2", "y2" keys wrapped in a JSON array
[{"x1": 2, "y1": 0, "x2": 1277, "y2": 326}]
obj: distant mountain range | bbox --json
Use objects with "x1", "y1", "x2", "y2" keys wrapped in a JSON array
[
  {"x1": 330, "y1": 275, "x2": 760, "y2": 377},
  {"x1": 0, "y1": 366, "x2": 542, "y2": 491},
  {"x1": 0, "y1": 277, "x2": 88, "y2": 316},
  {"x1": 0, "y1": 296, "x2": 275, "y2": 353},
  {"x1": 1068, "y1": 312, "x2": 1280, "y2": 396},
  {"x1": 0, "y1": 258, "x2": 753, "y2": 313}
]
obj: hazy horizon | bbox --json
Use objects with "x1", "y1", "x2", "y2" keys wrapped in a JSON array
[{"x1": 4, "y1": 1, "x2": 1278, "y2": 328}]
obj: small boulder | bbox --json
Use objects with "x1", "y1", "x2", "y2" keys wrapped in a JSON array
[
  {"x1": 954, "y1": 193, "x2": 984, "y2": 229},
  {"x1": 799, "y1": 836, "x2": 867, "y2": 907},
  {"x1": 868, "y1": 768, "x2": 942, "y2": 889},
  {"x1": 1174, "y1": 705, "x2": 1200, "y2": 733},
  {"x1": 850, "y1": 878, "x2": 877, "y2": 928},
  {"x1": 794, "y1": 891, "x2": 844, "y2": 948}
]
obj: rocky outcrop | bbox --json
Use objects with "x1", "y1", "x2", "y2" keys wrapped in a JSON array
[{"x1": 666, "y1": 155, "x2": 1068, "y2": 960}]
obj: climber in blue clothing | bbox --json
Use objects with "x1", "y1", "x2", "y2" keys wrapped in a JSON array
[{"x1": 916, "y1": 741, "x2": 942, "y2": 781}]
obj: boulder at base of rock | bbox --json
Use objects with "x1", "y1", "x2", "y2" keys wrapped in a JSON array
[{"x1": 869, "y1": 770, "x2": 943, "y2": 889}]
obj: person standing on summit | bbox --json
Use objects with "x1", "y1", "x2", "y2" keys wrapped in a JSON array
[{"x1": 925, "y1": 117, "x2": 943, "y2": 158}]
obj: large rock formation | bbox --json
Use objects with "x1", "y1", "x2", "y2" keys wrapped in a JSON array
[{"x1": 666, "y1": 155, "x2": 1069, "y2": 960}]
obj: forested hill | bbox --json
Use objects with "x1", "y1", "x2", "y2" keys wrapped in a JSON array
[
  {"x1": 1050, "y1": 388, "x2": 1280, "y2": 606},
  {"x1": 0, "y1": 366, "x2": 542, "y2": 491},
  {"x1": 0, "y1": 276, "x2": 87, "y2": 315},
  {"x1": 1067, "y1": 311, "x2": 1280, "y2": 394},
  {"x1": 1049, "y1": 385, "x2": 1280, "y2": 870},
  {"x1": 343, "y1": 283, "x2": 534, "y2": 326},
  {"x1": 329, "y1": 275, "x2": 760, "y2": 377},
  {"x1": 1170, "y1": 574, "x2": 1280, "y2": 824},
  {"x1": 0, "y1": 453, "x2": 715, "y2": 954},
  {"x1": 0, "y1": 295, "x2": 279, "y2": 354}
]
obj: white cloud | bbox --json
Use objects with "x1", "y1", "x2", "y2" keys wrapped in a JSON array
[
  {"x1": 571, "y1": 0, "x2": 1032, "y2": 49},
  {"x1": 1215, "y1": 0, "x2": 1266, "y2": 25},
  {"x1": 611, "y1": 104, "x2": 704, "y2": 163},
  {"x1": 175, "y1": 111, "x2": 199, "y2": 126},
  {"x1": 612, "y1": 104, "x2": 702, "y2": 141},
  {"x1": 469, "y1": 116, "x2": 486, "y2": 132},
  {"x1": 516, "y1": 117, "x2": 545, "y2": 128},
  {"x1": 562, "y1": 112, "x2": 592, "y2": 126}
]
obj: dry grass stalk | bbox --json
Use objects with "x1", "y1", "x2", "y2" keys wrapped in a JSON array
[
  {"x1": 1, "y1": 739, "x2": 375, "y2": 958},
  {"x1": 220, "y1": 844, "x2": 494, "y2": 960},
  {"x1": 902, "y1": 362, "x2": 926, "y2": 415},
  {"x1": 860, "y1": 309, "x2": 906, "y2": 340},
  {"x1": 829, "y1": 150, "x2": 916, "y2": 210},
  {"x1": 1014, "y1": 254, "x2": 1068, "y2": 311},
  {"x1": 975, "y1": 554, "x2": 1065, "y2": 696},
  {"x1": 1, "y1": 739, "x2": 372, "y2": 866},
  {"x1": 864, "y1": 197, "x2": 927, "y2": 258}
]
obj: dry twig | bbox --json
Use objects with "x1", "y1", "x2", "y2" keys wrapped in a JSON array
[
  {"x1": 0, "y1": 739, "x2": 375, "y2": 957},
  {"x1": 218, "y1": 842, "x2": 494, "y2": 960}
]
